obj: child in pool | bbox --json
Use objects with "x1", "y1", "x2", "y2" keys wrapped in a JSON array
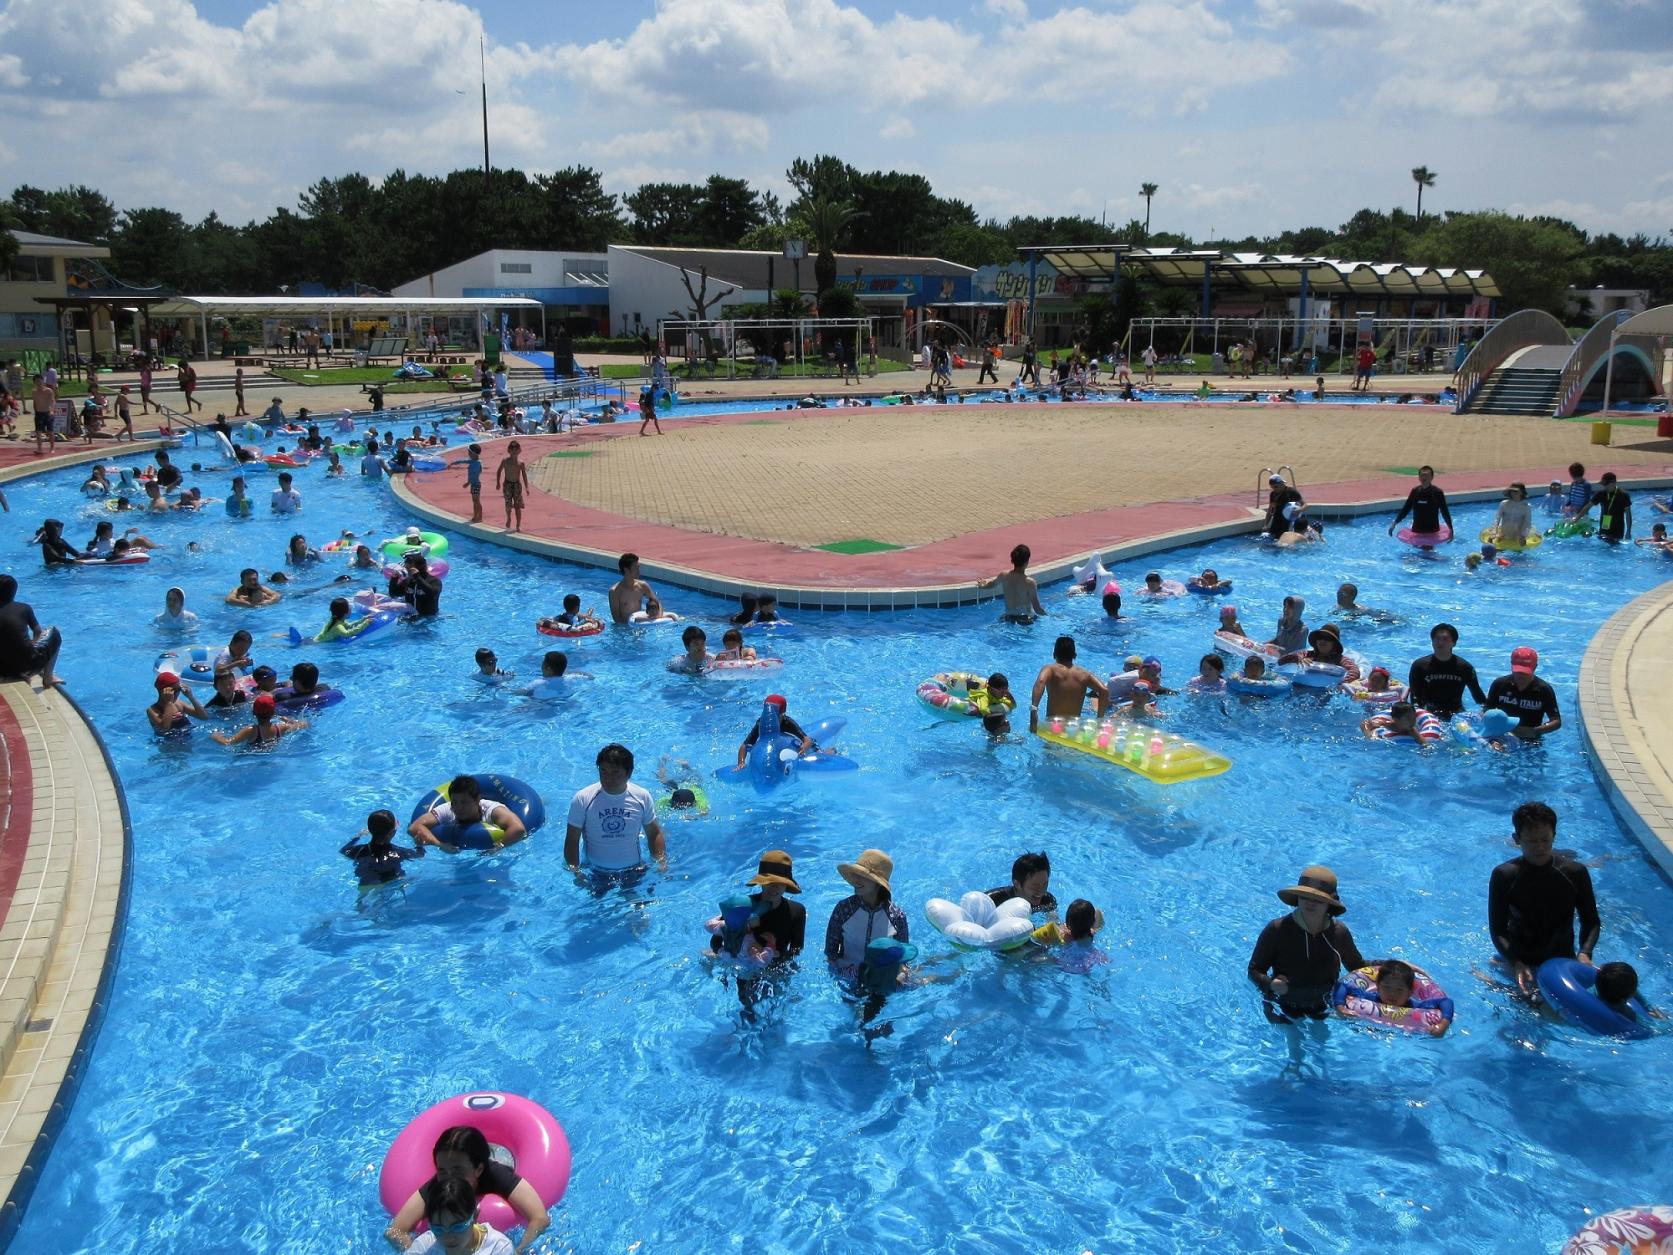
[
  {"x1": 1360, "y1": 666, "x2": 1396, "y2": 698},
  {"x1": 1140, "y1": 572, "x2": 1177, "y2": 597},
  {"x1": 1540, "y1": 480, "x2": 1566, "y2": 516},
  {"x1": 340, "y1": 808, "x2": 424, "y2": 889},
  {"x1": 1123, "y1": 680, "x2": 1161, "y2": 719},
  {"x1": 1241, "y1": 655, "x2": 1271, "y2": 682},
  {"x1": 472, "y1": 646, "x2": 514, "y2": 683},
  {"x1": 210, "y1": 693, "x2": 305, "y2": 747},
  {"x1": 1032, "y1": 899, "x2": 1108, "y2": 972},
  {"x1": 706, "y1": 894, "x2": 776, "y2": 966},
  {"x1": 714, "y1": 628, "x2": 756, "y2": 662},
  {"x1": 1101, "y1": 587, "x2": 1122, "y2": 618},
  {"x1": 1595, "y1": 962, "x2": 1664, "y2": 1022},
  {"x1": 1187, "y1": 653, "x2": 1226, "y2": 693},
  {"x1": 1187, "y1": 568, "x2": 1231, "y2": 594},
  {"x1": 1218, "y1": 604, "x2": 1246, "y2": 636},
  {"x1": 1634, "y1": 523, "x2": 1668, "y2": 549},
  {"x1": 754, "y1": 594, "x2": 784, "y2": 623},
  {"x1": 313, "y1": 597, "x2": 370, "y2": 642},
  {"x1": 979, "y1": 673, "x2": 1015, "y2": 735},
  {"x1": 1362, "y1": 701, "x2": 1423, "y2": 741},
  {"x1": 400, "y1": 1176, "x2": 517, "y2": 1255},
  {"x1": 350, "y1": 544, "x2": 379, "y2": 569},
  {"x1": 543, "y1": 592, "x2": 602, "y2": 630}
]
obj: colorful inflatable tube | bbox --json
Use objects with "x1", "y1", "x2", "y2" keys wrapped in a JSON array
[
  {"x1": 1562, "y1": 1207, "x2": 1673, "y2": 1255},
  {"x1": 713, "y1": 706, "x2": 857, "y2": 793},
  {"x1": 1396, "y1": 524, "x2": 1452, "y2": 549},
  {"x1": 408, "y1": 773, "x2": 547, "y2": 850},
  {"x1": 1332, "y1": 961, "x2": 1453, "y2": 1034},
  {"x1": 379, "y1": 1092, "x2": 570, "y2": 1236},
  {"x1": 915, "y1": 672, "x2": 1013, "y2": 721},
  {"x1": 1480, "y1": 526, "x2": 1541, "y2": 552}
]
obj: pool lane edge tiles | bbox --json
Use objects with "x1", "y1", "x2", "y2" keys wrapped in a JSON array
[
  {"x1": 0, "y1": 685, "x2": 131, "y2": 1245},
  {"x1": 1577, "y1": 584, "x2": 1673, "y2": 881}
]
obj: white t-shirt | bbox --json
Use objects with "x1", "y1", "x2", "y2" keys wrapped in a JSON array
[
  {"x1": 567, "y1": 781, "x2": 657, "y2": 870},
  {"x1": 271, "y1": 488, "x2": 301, "y2": 513},
  {"x1": 409, "y1": 1225, "x2": 515, "y2": 1255}
]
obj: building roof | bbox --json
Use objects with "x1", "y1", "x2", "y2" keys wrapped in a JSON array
[
  {"x1": 8, "y1": 228, "x2": 110, "y2": 259},
  {"x1": 1021, "y1": 245, "x2": 1500, "y2": 298},
  {"x1": 144, "y1": 295, "x2": 543, "y2": 318},
  {"x1": 612, "y1": 244, "x2": 974, "y2": 288}
]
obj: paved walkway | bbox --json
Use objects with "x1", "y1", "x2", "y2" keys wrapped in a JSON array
[
  {"x1": 1578, "y1": 583, "x2": 1673, "y2": 879},
  {"x1": 0, "y1": 685, "x2": 128, "y2": 1241},
  {"x1": 398, "y1": 401, "x2": 1673, "y2": 606}
]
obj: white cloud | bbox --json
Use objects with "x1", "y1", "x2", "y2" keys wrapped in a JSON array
[
  {"x1": 985, "y1": 0, "x2": 1029, "y2": 18},
  {"x1": 880, "y1": 117, "x2": 917, "y2": 140}
]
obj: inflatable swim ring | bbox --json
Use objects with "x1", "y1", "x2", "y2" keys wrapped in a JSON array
[
  {"x1": 1342, "y1": 676, "x2": 1407, "y2": 705},
  {"x1": 628, "y1": 611, "x2": 682, "y2": 625},
  {"x1": 1213, "y1": 630, "x2": 1281, "y2": 661},
  {"x1": 1226, "y1": 674, "x2": 1289, "y2": 697},
  {"x1": 915, "y1": 672, "x2": 1014, "y2": 721},
  {"x1": 264, "y1": 453, "x2": 303, "y2": 468},
  {"x1": 656, "y1": 784, "x2": 710, "y2": 817},
  {"x1": 272, "y1": 686, "x2": 345, "y2": 714},
  {"x1": 351, "y1": 590, "x2": 413, "y2": 616},
  {"x1": 1332, "y1": 961, "x2": 1454, "y2": 1034},
  {"x1": 1186, "y1": 578, "x2": 1233, "y2": 596},
  {"x1": 1561, "y1": 1206, "x2": 1673, "y2": 1255},
  {"x1": 1537, "y1": 957, "x2": 1652, "y2": 1040},
  {"x1": 409, "y1": 456, "x2": 448, "y2": 472},
  {"x1": 1035, "y1": 716, "x2": 1232, "y2": 784},
  {"x1": 537, "y1": 618, "x2": 604, "y2": 639},
  {"x1": 286, "y1": 608, "x2": 403, "y2": 646},
  {"x1": 739, "y1": 618, "x2": 793, "y2": 632},
  {"x1": 668, "y1": 654, "x2": 783, "y2": 676},
  {"x1": 1480, "y1": 526, "x2": 1541, "y2": 552},
  {"x1": 1071, "y1": 553, "x2": 1111, "y2": 587},
  {"x1": 1364, "y1": 709, "x2": 1445, "y2": 744},
  {"x1": 156, "y1": 647, "x2": 217, "y2": 680},
  {"x1": 924, "y1": 892, "x2": 1035, "y2": 952},
  {"x1": 379, "y1": 1092, "x2": 570, "y2": 1236},
  {"x1": 379, "y1": 531, "x2": 449, "y2": 560},
  {"x1": 1276, "y1": 659, "x2": 1347, "y2": 689},
  {"x1": 76, "y1": 552, "x2": 149, "y2": 567},
  {"x1": 408, "y1": 773, "x2": 546, "y2": 850},
  {"x1": 1396, "y1": 524, "x2": 1452, "y2": 549}
]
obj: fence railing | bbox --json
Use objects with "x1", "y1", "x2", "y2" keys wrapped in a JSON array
[
  {"x1": 1554, "y1": 311, "x2": 1633, "y2": 418},
  {"x1": 1452, "y1": 310, "x2": 1570, "y2": 413}
]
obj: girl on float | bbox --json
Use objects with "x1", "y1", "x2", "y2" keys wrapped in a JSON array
[
  {"x1": 1490, "y1": 483, "x2": 1534, "y2": 548},
  {"x1": 313, "y1": 597, "x2": 368, "y2": 642},
  {"x1": 1218, "y1": 604, "x2": 1246, "y2": 636},
  {"x1": 146, "y1": 671, "x2": 207, "y2": 738},
  {"x1": 85, "y1": 520, "x2": 157, "y2": 557},
  {"x1": 154, "y1": 587, "x2": 198, "y2": 633},
  {"x1": 385, "y1": 1126, "x2": 548, "y2": 1253},
  {"x1": 713, "y1": 628, "x2": 756, "y2": 662}
]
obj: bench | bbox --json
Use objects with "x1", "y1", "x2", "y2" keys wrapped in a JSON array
[{"x1": 363, "y1": 336, "x2": 410, "y2": 365}]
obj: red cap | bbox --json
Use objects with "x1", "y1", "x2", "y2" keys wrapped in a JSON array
[
  {"x1": 155, "y1": 671, "x2": 180, "y2": 689},
  {"x1": 252, "y1": 693, "x2": 278, "y2": 716},
  {"x1": 764, "y1": 694, "x2": 787, "y2": 710},
  {"x1": 1511, "y1": 646, "x2": 1538, "y2": 674}
]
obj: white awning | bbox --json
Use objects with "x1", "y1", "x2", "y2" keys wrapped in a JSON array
[
  {"x1": 146, "y1": 295, "x2": 543, "y2": 317},
  {"x1": 1615, "y1": 304, "x2": 1673, "y2": 338}
]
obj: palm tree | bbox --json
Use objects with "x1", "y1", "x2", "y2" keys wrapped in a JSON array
[
  {"x1": 1411, "y1": 167, "x2": 1436, "y2": 224},
  {"x1": 1139, "y1": 182, "x2": 1158, "y2": 240},
  {"x1": 797, "y1": 195, "x2": 861, "y2": 294}
]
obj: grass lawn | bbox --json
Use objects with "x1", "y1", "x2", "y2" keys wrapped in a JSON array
[{"x1": 269, "y1": 366, "x2": 469, "y2": 387}]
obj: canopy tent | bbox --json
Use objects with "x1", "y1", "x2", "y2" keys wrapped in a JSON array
[
  {"x1": 1600, "y1": 303, "x2": 1673, "y2": 415},
  {"x1": 143, "y1": 295, "x2": 547, "y2": 356},
  {"x1": 1019, "y1": 245, "x2": 1499, "y2": 298}
]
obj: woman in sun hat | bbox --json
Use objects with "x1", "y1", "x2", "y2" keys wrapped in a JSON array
[
  {"x1": 824, "y1": 849, "x2": 909, "y2": 977},
  {"x1": 1247, "y1": 865, "x2": 1366, "y2": 1021},
  {"x1": 746, "y1": 850, "x2": 806, "y2": 961}
]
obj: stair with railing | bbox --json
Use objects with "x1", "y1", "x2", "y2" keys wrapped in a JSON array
[{"x1": 1460, "y1": 345, "x2": 1570, "y2": 416}]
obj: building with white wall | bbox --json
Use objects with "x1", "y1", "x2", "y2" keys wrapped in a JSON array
[{"x1": 393, "y1": 249, "x2": 610, "y2": 333}]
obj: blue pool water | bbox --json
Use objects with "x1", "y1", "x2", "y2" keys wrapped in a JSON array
[{"x1": 5, "y1": 444, "x2": 1672, "y2": 1253}]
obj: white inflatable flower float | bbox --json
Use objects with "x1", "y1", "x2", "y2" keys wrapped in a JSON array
[{"x1": 924, "y1": 892, "x2": 1036, "y2": 952}]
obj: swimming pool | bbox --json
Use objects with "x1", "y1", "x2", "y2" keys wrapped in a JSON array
[
  {"x1": 5, "y1": 445, "x2": 1671, "y2": 1253},
  {"x1": 657, "y1": 387, "x2": 1432, "y2": 419}
]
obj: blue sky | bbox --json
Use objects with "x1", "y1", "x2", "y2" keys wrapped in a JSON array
[{"x1": 2, "y1": 0, "x2": 1670, "y2": 246}]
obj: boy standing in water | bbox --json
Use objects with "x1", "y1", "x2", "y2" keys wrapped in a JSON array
[{"x1": 977, "y1": 543, "x2": 1047, "y2": 624}]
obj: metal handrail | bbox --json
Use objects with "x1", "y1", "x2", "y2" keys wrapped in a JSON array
[
  {"x1": 1452, "y1": 310, "x2": 1569, "y2": 413},
  {"x1": 1554, "y1": 311, "x2": 1634, "y2": 418},
  {"x1": 1256, "y1": 465, "x2": 1295, "y2": 509}
]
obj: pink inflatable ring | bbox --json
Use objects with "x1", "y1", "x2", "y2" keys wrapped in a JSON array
[{"x1": 379, "y1": 1091, "x2": 571, "y2": 1234}]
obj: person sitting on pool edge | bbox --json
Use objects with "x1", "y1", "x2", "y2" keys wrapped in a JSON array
[
  {"x1": 409, "y1": 774, "x2": 529, "y2": 853},
  {"x1": 385, "y1": 1127, "x2": 543, "y2": 1253},
  {"x1": 976, "y1": 543, "x2": 1047, "y2": 624},
  {"x1": 1247, "y1": 864, "x2": 1366, "y2": 1022},
  {"x1": 737, "y1": 694, "x2": 815, "y2": 767},
  {"x1": 1483, "y1": 646, "x2": 1561, "y2": 740},
  {"x1": 1488, "y1": 801, "x2": 1599, "y2": 998},
  {"x1": 987, "y1": 850, "x2": 1058, "y2": 914},
  {"x1": 1029, "y1": 635, "x2": 1109, "y2": 732},
  {"x1": 226, "y1": 567, "x2": 282, "y2": 607},
  {"x1": 340, "y1": 808, "x2": 424, "y2": 891}
]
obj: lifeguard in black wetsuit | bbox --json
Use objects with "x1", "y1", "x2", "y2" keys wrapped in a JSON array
[
  {"x1": 1407, "y1": 622, "x2": 1487, "y2": 718},
  {"x1": 1386, "y1": 465, "x2": 1454, "y2": 538},
  {"x1": 1489, "y1": 801, "x2": 1600, "y2": 997},
  {"x1": 1248, "y1": 865, "x2": 1366, "y2": 1021}
]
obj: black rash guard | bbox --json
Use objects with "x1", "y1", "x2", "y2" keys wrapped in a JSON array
[
  {"x1": 986, "y1": 885, "x2": 1060, "y2": 913},
  {"x1": 1488, "y1": 856, "x2": 1599, "y2": 966},
  {"x1": 749, "y1": 893, "x2": 807, "y2": 960},
  {"x1": 1484, "y1": 675, "x2": 1560, "y2": 730},
  {"x1": 1247, "y1": 914, "x2": 1365, "y2": 1016},
  {"x1": 743, "y1": 713, "x2": 809, "y2": 750},
  {"x1": 1407, "y1": 653, "x2": 1486, "y2": 717},
  {"x1": 1391, "y1": 484, "x2": 1454, "y2": 534}
]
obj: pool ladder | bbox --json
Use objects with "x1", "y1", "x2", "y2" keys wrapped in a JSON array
[{"x1": 1256, "y1": 465, "x2": 1296, "y2": 510}]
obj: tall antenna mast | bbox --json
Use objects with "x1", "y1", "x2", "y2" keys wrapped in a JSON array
[{"x1": 480, "y1": 36, "x2": 490, "y2": 185}]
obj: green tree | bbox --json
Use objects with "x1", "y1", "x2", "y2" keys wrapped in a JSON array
[
  {"x1": 0, "y1": 202, "x2": 19, "y2": 274},
  {"x1": 786, "y1": 155, "x2": 855, "y2": 206},
  {"x1": 798, "y1": 195, "x2": 860, "y2": 293},
  {"x1": 625, "y1": 182, "x2": 705, "y2": 245},
  {"x1": 693, "y1": 175, "x2": 764, "y2": 247},
  {"x1": 110, "y1": 207, "x2": 191, "y2": 288},
  {"x1": 1410, "y1": 211, "x2": 1586, "y2": 314},
  {"x1": 1140, "y1": 182, "x2": 1158, "y2": 239},
  {"x1": 533, "y1": 167, "x2": 623, "y2": 250},
  {"x1": 1411, "y1": 166, "x2": 1436, "y2": 223}
]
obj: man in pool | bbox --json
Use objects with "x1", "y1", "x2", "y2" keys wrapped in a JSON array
[
  {"x1": 1488, "y1": 801, "x2": 1599, "y2": 997},
  {"x1": 565, "y1": 743, "x2": 667, "y2": 877},
  {"x1": 1028, "y1": 635, "x2": 1109, "y2": 733},
  {"x1": 987, "y1": 851, "x2": 1058, "y2": 914},
  {"x1": 1483, "y1": 646, "x2": 1562, "y2": 740},
  {"x1": 1386, "y1": 465, "x2": 1454, "y2": 541},
  {"x1": 1406, "y1": 622, "x2": 1486, "y2": 718},
  {"x1": 977, "y1": 543, "x2": 1047, "y2": 624},
  {"x1": 608, "y1": 552, "x2": 662, "y2": 624},
  {"x1": 226, "y1": 567, "x2": 281, "y2": 607}
]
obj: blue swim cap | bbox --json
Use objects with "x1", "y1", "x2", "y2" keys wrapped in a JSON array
[
  {"x1": 863, "y1": 936, "x2": 918, "y2": 966},
  {"x1": 720, "y1": 893, "x2": 754, "y2": 928}
]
